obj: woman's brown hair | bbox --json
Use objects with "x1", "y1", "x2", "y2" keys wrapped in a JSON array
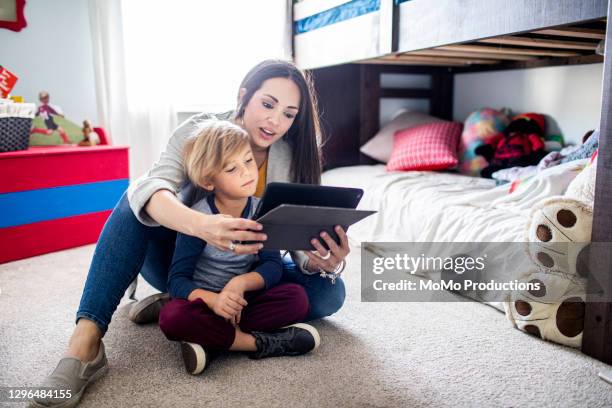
[{"x1": 233, "y1": 59, "x2": 322, "y2": 185}]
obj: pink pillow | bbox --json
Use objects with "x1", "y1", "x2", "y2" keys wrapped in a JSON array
[
  {"x1": 360, "y1": 111, "x2": 444, "y2": 163},
  {"x1": 386, "y1": 121, "x2": 463, "y2": 171}
]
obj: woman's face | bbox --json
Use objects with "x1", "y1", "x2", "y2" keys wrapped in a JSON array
[{"x1": 240, "y1": 77, "x2": 301, "y2": 151}]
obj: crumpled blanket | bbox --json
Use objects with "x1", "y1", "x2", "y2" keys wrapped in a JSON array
[{"x1": 491, "y1": 130, "x2": 599, "y2": 183}]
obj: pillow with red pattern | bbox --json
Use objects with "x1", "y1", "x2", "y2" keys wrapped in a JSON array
[
  {"x1": 386, "y1": 121, "x2": 463, "y2": 171},
  {"x1": 360, "y1": 110, "x2": 444, "y2": 163}
]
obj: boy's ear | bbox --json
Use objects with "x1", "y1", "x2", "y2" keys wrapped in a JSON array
[{"x1": 199, "y1": 177, "x2": 215, "y2": 192}]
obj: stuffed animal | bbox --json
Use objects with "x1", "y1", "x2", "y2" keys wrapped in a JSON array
[
  {"x1": 458, "y1": 107, "x2": 510, "y2": 176},
  {"x1": 476, "y1": 113, "x2": 548, "y2": 178},
  {"x1": 503, "y1": 153, "x2": 598, "y2": 348}
]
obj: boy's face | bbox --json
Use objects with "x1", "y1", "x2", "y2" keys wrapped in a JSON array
[{"x1": 208, "y1": 144, "x2": 258, "y2": 198}]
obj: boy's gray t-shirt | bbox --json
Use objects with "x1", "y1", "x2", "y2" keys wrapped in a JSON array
[{"x1": 191, "y1": 196, "x2": 259, "y2": 292}]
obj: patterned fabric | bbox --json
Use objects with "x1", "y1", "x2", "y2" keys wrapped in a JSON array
[
  {"x1": 489, "y1": 132, "x2": 545, "y2": 163},
  {"x1": 386, "y1": 121, "x2": 463, "y2": 172},
  {"x1": 560, "y1": 129, "x2": 599, "y2": 164},
  {"x1": 360, "y1": 110, "x2": 444, "y2": 163},
  {"x1": 458, "y1": 108, "x2": 510, "y2": 176},
  {"x1": 0, "y1": 117, "x2": 32, "y2": 152}
]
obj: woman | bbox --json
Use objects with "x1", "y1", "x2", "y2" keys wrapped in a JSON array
[{"x1": 32, "y1": 60, "x2": 349, "y2": 408}]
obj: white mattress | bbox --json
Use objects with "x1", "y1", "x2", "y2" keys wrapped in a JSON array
[{"x1": 321, "y1": 161, "x2": 587, "y2": 244}]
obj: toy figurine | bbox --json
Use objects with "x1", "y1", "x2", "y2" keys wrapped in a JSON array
[
  {"x1": 79, "y1": 120, "x2": 95, "y2": 146},
  {"x1": 30, "y1": 91, "x2": 70, "y2": 144}
]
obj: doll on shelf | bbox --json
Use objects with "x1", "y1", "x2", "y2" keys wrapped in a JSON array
[
  {"x1": 30, "y1": 91, "x2": 70, "y2": 144},
  {"x1": 79, "y1": 120, "x2": 96, "y2": 146}
]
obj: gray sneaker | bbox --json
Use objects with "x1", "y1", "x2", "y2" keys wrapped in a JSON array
[
  {"x1": 30, "y1": 341, "x2": 108, "y2": 408},
  {"x1": 128, "y1": 292, "x2": 170, "y2": 324}
]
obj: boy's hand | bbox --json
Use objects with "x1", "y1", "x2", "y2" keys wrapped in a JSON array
[
  {"x1": 209, "y1": 290, "x2": 247, "y2": 321},
  {"x1": 224, "y1": 275, "x2": 248, "y2": 297},
  {"x1": 221, "y1": 276, "x2": 249, "y2": 325}
]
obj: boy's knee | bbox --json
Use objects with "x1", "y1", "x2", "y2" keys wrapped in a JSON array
[
  {"x1": 288, "y1": 284, "x2": 310, "y2": 321},
  {"x1": 158, "y1": 300, "x2": 189, "y2": 340},
  {"x1": 275, "y1": 283, "x2": 310, "y2": 322}
]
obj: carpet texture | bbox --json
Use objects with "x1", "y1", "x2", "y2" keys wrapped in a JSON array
[{"x1": 1, "y1": 244, "x2": 611, "y2": 407}]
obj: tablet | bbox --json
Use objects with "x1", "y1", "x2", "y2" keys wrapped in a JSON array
[
  {"x1": 255, "y1": 204, "x2": 375, "y2": 250},
  {"x1": 254, "y1": 182, "x2": 364, "y2": 219}
]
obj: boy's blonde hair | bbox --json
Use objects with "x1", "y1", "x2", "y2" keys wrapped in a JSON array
[{"x1": 183, "y1": 120, "x2": 250, "y2": 187}]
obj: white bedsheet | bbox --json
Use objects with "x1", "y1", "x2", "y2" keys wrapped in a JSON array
[{"x1": 321, "y1": 160, "x2": 587, "y2": 244}]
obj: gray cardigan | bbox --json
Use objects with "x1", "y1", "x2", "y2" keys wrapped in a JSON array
[{"x1": 126, "y1": 111, "x2": 310, "y2": 271}]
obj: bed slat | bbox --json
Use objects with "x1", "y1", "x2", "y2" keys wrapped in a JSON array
[
  {"x1": 409, "y1": 49, "x2": 533, "y2": 61},
  {"x1": 533, "y1": 27, "x2": 606, "y2": 39},
  {"x1": 479, "y1": 36, "x2": 599, "y2": 50},
  {"x1": 437, "y1": 44, "x2": 581, "y2": 58}
]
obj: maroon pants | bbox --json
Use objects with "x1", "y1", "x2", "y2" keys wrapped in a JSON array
[{"x1": 159, "y1": 283, "x2": 309, "y2": 351}]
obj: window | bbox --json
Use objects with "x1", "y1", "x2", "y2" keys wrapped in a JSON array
[{"x1": 121, "y1": 0, "x2": 289, "y2": 113}]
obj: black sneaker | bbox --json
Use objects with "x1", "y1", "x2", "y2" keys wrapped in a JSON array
[
  {"x1": 180, "y1": 342, "x2": 211, "y2": 375},
  {"x1": 249, "y1": 323, "x2": 321, "y2": 360}
]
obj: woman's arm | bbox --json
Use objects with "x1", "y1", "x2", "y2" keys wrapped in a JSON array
[
  {"x1": 127, "y1": 116, "x2": 199, "y2": 227},
  {"x1": 146, "y1": 190, "x2": 266, "y2": 254},
  {"x1": 145, "y1": 190, "x2": 208, "y2": 237},
  {"x1": 126, "y1": 114, "x2": 266, "y2": 253}
]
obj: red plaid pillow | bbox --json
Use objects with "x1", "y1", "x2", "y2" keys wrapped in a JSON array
[{"x1": 386, "y1": 121, "x2": 463, "y2": 171}]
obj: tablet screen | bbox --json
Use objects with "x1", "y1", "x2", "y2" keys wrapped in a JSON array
[{"x1": 255, "y1": 182, "x2": 364, "y2": 219}]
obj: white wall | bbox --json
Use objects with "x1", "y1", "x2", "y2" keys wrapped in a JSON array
[
  {"x1": 380, "y1": 73, "x2": 430, "y2": 125},
  {"x1": 453, "y1": 64, "x2": 603, "y2": 145},
  {"x1": 0, "y1": 0, "x2": 98, "y2": 124}
]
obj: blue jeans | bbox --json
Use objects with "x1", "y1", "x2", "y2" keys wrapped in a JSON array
[{"x1": 76, "y1": 192, "x2": 346, "y2": 334}]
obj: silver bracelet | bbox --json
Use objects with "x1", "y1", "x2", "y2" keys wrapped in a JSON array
[{"x1": 318, "y1": 260, "x2": 346, "y2": 284}]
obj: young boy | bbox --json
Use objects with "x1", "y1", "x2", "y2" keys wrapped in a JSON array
[{"x1": 159, "y1": 120, "x2": 320, "y2": 375}]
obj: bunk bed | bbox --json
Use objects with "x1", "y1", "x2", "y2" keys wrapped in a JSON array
[{"x1": 292, "y1": 0, "x2": 612, "y2": 364}]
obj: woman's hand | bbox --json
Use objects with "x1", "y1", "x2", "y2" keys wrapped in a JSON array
[
  {"x1": 196, "y1": 213, "x2": 267, "y2": 255},
  {"x1": 304, "y1": 225, "x2": 350, "y2": 273}
]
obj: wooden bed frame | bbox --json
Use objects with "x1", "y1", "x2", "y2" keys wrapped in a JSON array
[{"x1": 293, "y1": 0, "x2": 612, "y2": 364}]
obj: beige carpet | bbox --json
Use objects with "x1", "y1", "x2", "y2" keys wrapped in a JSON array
[{"x1": 1, "y1": 244, "x2": 611, "y2": 408}]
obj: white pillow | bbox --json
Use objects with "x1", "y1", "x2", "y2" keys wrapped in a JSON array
[{"x1": 359, "y1": 111, "x2": 444, "y2": 163}]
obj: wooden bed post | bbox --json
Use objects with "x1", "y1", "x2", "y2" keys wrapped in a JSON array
[
  {"x1": 582, "y1": 0, "x2": 612, "y2": 365},
  {"x1": 431, "y1": 69, "x2": 454, "y2": 121},
  {"x1": 310, "y1": 64, "x2": 364, "y2": 170},
  {"x1": 359, "y1": 65, "x2": 381, "y2": 164}
]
